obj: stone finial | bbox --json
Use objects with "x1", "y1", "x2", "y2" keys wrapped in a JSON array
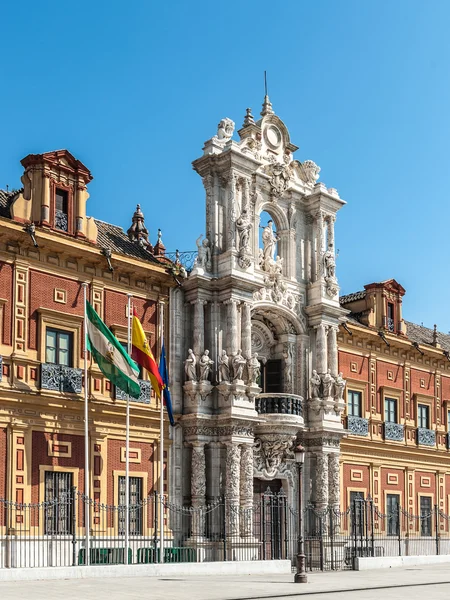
[
  {"x1": 433, "y1": 324, "x2": 440, "y2": 347},
  {"x1": 243, "y1": 108, "x2": 255, "y2": 127},
  {"x1": 261, "y1": 94, "x2": 274, "y2": 116},
  {"x1": 153, "y1": 228, "x2": 166, "y2": 256},
  {"x1": 127, "y1": 204, "x2": 150, "y2": 247}
]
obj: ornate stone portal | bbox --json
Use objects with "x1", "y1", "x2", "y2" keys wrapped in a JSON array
[{"x1": 169, "y1": 96, "x2": 348, "y2": 532}]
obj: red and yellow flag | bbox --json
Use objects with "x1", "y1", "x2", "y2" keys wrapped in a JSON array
[{"x1": 131, "y1": 308, "x2": 163, "y2": 399}]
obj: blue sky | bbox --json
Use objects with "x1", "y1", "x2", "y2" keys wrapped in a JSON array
[{"x1": 1, "y1": 0, "x2": 450, "y2": 331}]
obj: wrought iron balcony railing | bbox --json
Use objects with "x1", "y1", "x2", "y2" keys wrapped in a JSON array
[
  {"x1": 115, "y1": 380, "x2": 152, "y2": 404},
  {"x1": 417, "y1": 427, "x2": 436, "y2": 447},
  {"x1": 384, "y1": 421, "x2": 404, "y2": 441},
  {"x1": 256, "y1": 393, "x2": 303, "y2": 417},
  {"x1": 41, "y1": 363, "x2": 83, "y2": 394},
  {"x1": 347, "y1": 415, "x2": 369, "y2": 436}
]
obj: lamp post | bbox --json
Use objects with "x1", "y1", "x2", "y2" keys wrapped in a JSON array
[{"x1": 294, "y1": 444, "x2": 307, "y2": 583}]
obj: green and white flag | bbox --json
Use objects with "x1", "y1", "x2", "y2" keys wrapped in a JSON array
[{"x1": 85, "y1": 300, "x2": 140, "y2": 399}]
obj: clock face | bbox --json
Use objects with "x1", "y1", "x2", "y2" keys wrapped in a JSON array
[{"x1": 264, "y1": 125, "x2": 282, "y2": 150}]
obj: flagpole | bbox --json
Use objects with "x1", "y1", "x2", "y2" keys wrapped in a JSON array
[
  {"x1": 82, "y1": 282, "x2": 90, "y2": 566},
  {"x1": 125, "y1": 294, "x2": 132, "y2": 565},
  {"x1": 159, "y1": 301, "x2": 164, "y2": 564}
]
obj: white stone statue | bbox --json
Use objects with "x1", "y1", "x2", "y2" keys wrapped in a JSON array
[
  {"x1": 247, "y1": 353, "x2": 261, "y2": 385},
  {"x1": 184, "y1": 349, "x2": 197, "y2": 382},
  {"x1": 321, "y1": 368, "x2": 334, "y2": 398},
  {"x1": 194, "y1": 235, "x2": 211, "y2": 271},
  {"x1": 218, "y1": 350, "x2": 230, "y2": 383},
  {"x1": 232, "y1": 349, "x2": 246, "y2": 382},
  {"x1": 199, "y1": 349, "x2": 214, "y2": 382},
  {"x1": 262, "y1": 220, "x2": 278, "y2": 271},
  {"x1": 310, "y1": 369, "x2": 321, "y2": 398},
  {"x1": 235, "y1": 209, "x2": 252, "y2": 252},
  {"x1": 216, "y1": 117, "x2": 235, "y2": 142},
  {"x1": 334, "y1": 372, "x2": 346, "y2": 401},
  {"x1": 323, "y1": 249, "x2": 336, "y2": 279},
  {"x1": 283, "y1": 345, "x2": 293, "y2": 391}
]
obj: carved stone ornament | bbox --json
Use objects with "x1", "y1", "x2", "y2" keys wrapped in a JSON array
[
  {"x1": 264, "y1": 162, "x2": 293, "y2": 197},
  {"x1": 298, "y1": 160, "x2": 320, "y2": 186},
  {"x1": 214, "y1": 117, "x2": 235, "y2": 144},
  {"x1": 191, "y1": 445, "x2": 206, "y2": 498},
  {"x1": 183, "y1": 424, "x2": 254, "y2": 439},
  {"x1": 193, "y1": 234, "x2": 212, "y2": 272},
  {"x1": 253, "y1": 271, "x2": 300, "y2": 312},
  {"x1": 305, "y1": 436, "x2": 341, "y2": 449},
  {"x1": 253, "y1": 436, "x2": 295, "y2": 479}
]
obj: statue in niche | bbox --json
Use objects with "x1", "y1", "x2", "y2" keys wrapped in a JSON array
[
  {"x1": 283, "y1": 345, "x2": 293, "y2": 391},
  {"x1": 321, "y1": 368, "x2": 334, "y2": 398},
  {"x1": 310, "y1": 369, "x2": 321, "y2": 398},
  {"x1": 184, "y1": 349, "x2": 197, "y2": 382},
  {"x1": 199, "y1": 349, "x2": 214, "y2": 382},
  {"x1": 334, "y1": 372, "x2": 346, "y2": 401},
  {"x1": 194, "y1": 235, "x2": 211, "y2": 271},
  {"x1": 262, "y1": 220, "x2": 277, "y2": 269},
  {"x1": 323, "y1": 249, "x2": 336, "y2": 279},
  {"x1": 247, "y1": 353, "x2": 261, "y2": 385},
  {"x1": 236, "y1": 209, "x2": 252, "y2": 252},
  {"x1": 232, "y1": 349, "x2": 246, "y2": 382},
  {"x1": 218, "y1": 350, "x2": 230, "y2": 383}
]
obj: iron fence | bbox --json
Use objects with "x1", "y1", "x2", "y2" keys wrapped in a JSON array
[{"x1": 2, "y1": 494, "x2": 448, "y2": 570}]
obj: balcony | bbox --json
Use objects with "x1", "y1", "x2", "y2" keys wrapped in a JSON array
[
  {"x1": 347, "y1": 415, "x2": 369, "y2": 437},
  {"x1": 255, "y1": 393, "x2": 303, "y2": 417},
  {"x1": 384, "y1": 421, "x2": 404, "y2": 441},
  {"x1": 40, "y1": 363, "x2": 82, "y2": 393},
  {"x1": 417, "y1": 427, "x2": 436, "y2": 447},
  {"x1": 115, "y1": 380, "x2": 152, "y2": 404}
]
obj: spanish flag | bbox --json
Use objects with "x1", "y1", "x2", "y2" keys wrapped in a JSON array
[{"x1": 131, "y1": 308, "x2": 163, "y2": 399}]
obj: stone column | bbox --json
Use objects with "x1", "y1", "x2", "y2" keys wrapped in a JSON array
[
  {"x1": 327, "y1": 325, "x2": 338, "y2": 377},
  {"x1": 41, "y1": 173, "x2": 50, "y2": 225},
  {"x1": 225, "y1": 299, "x2": 239, "y2": 356},
  {"x1": 315, "y1": 452, "x2": 329, "y2": 511},
  {"x1": 328, "y1": 452, "x2": 340, "y2": 511},
  {"x1": 316, "y1": 324, "x2": 327, "y2": 374},
  {"x1": 225, "y1": 443, "x2": 241, "y2": 536},
  {"x1": 327, "y1": 215, "x2": 335, "y2": 251},
  {"x1": 241, "y1": 302, "x2": 252, "y2": 359},
  {"x1": 192, "y1": 299, "x2": 206, "y2": 357},
  {"x1": 289, "y1": 228, "x2": 296, "y2": 279},
  {"x1": 315, "y1": 211, "x2": 324, "y2": 280},
  {"x1": 191, "y1": 443, "x2": 206, "y2": 537},
  {"x1": 239, "y1": 444, "x2": 253, "y2": 537}
]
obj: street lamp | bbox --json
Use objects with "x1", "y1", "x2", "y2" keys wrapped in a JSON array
[{"x1": 294, "y1": 444, "x2": 307, "y2": 583}]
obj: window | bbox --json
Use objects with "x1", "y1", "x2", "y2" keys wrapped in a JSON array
[
  {"x1": 387, "y1": 302, "x2": 395, "y2": 332},
  {"x1": 44, "y1": 471, "x2": 73, "y2": 535},
  {"x1": 118, "y1": 476, "x2": 143, "y2": 535},
  {"x1": 420, "y1": 496, "x2": 432, "y2": 536},
  {"x1": 350, "y1": 491, "x2": 365, "y2": 536},
  {"x1": 262, "y1": 359, "x2": 282, "y2": 393},
  {"x1": 418, "y1": 404, "x2": 430, "y2": 429},
  {"x1": 387, "y1": 494, "x2": 400, "y2": 536},
  {"x1": 447, "y1": 408, "x2": 450, "y2": 430},
  {"x1": 384, "y1": 397, "x2": 398, "y2": 423},
  {"x1": 348, "y1": 390, "x2": 362, "y2": 417},
  {"x1": 46, "y1": 328, "x2": 73, "y2": 366},
  {"x1": 55, "y1": 188, "x2": 68, "y2": 231}
]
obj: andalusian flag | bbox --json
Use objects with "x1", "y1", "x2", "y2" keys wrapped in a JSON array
[
  {"x1": 131, "y1": 309, "x2": 163, "y2": 399},
  {"x1": 85, "y1": 301, "x2": 140, "y2": 399}
]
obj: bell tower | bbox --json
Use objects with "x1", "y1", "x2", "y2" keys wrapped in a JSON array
[{"x1": 170, "y1": 96, "x2": 348, "y2": 522}]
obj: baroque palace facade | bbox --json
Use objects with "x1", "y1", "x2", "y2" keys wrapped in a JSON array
[
  {"x1": 0, "y1": 150, "x2": 174, "y2": 528},
  {"x1": 339, "y1": 280, "x2": 450, "y2": 518}
]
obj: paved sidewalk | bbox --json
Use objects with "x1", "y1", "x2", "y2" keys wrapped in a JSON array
[{"x1": 2, "y1": 564, "x2": 450, "y2": 600}]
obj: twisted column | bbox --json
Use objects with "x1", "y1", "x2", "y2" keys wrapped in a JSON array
[{"x1": 328, "y1": 452, "x2": 340, "y2": 511}]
